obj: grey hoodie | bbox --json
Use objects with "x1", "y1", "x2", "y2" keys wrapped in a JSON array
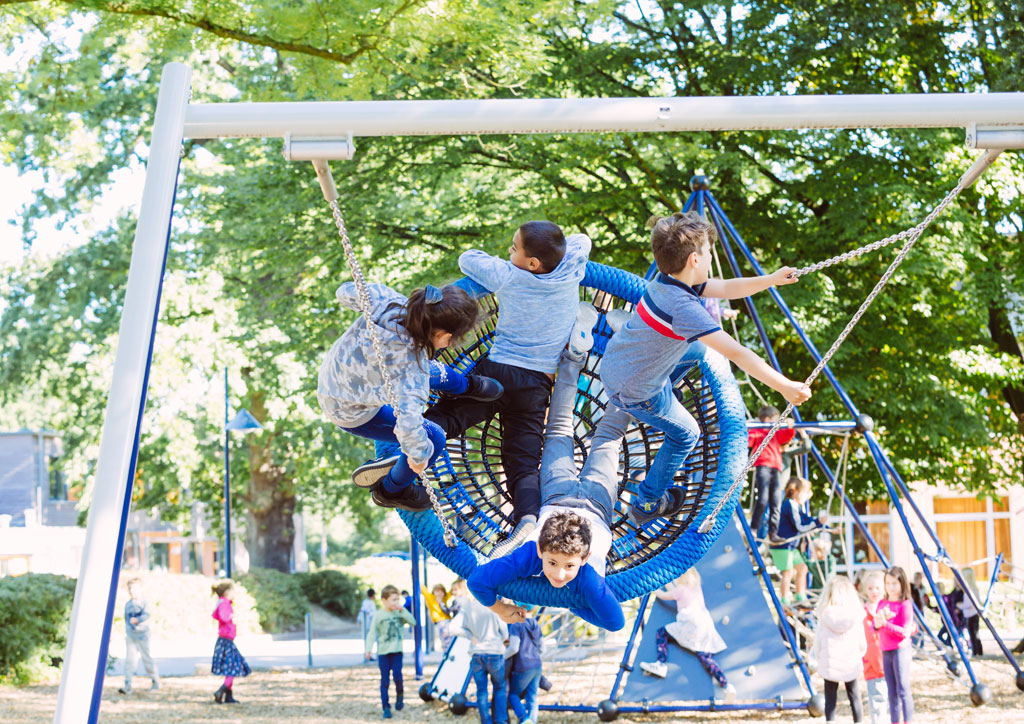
[{"x1": 317, "y1": 283, "x2": 433, "y2": 467}]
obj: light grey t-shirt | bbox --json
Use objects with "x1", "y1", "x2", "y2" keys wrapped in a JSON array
[
  {"x1": 600, "y1": 274, "x2": 720, "y2": 405},
  {"x1": 459, "y1": 234, "x2": 591, "y2": 375}
]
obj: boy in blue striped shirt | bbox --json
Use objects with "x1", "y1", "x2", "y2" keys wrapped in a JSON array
[{"x1": 600, "y1": 211, "x2": 812, "y2": 525}]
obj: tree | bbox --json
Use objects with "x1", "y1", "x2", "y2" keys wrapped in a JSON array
[{"x1": 2, "y1": 0, "x2": 1021, "y2": 574}]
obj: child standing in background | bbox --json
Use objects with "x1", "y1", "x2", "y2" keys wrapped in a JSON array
[
  {"x1": 450, "y1": 594, "x2": 511, "y2": 724},
  {"x1": 860, "y1": 571, "x2": 890, "y2": 724},
  {"x1": 811, "y1": 575, "x2": 866, "y2": 722},
  {"x1": 118, "y1": 578, "x2": 160, "y2": 695},
  {"x1": 210, "y1": 581, "x2": 250, "y2": 704},
  {"x1": 360, "y1": 588, "x2": 378, "y2": 660},
  {"x1": 874, "y1": 566, "x2": 915, "y2": 724},
  {"x1": 506, "y1": 614, "x2": 544, "y2": 724},
  {"x1": 366, "y1": 584, "x2": 417, "y2": 719},
  {"x1": 747, "y1": 406, "x2": 797, "y2": 541}
]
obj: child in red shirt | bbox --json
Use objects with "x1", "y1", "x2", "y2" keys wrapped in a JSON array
[
  {"x1": 747, "y1": 405, "x2": 796, "y2": 541},
  {"x1": 859, "y1": 571, "x2": 889, "y2": 724}
]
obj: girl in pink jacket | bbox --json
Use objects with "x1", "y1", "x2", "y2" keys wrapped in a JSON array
[
  {"x1": 211, "y1": 581, "x2": 250, "y2": 704},
  {"x1": 873, "y1": 566, "x2": 915, "y2": 723}
]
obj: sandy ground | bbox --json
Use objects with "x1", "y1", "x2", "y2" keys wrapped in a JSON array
[{"x1": 2, "y1": 655, "x2": 1021, "y2": 723}]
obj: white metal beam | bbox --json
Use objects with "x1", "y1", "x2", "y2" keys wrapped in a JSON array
[
  {"x1": 184, "y1": 92, "x2": 1024, "y2": 140},
  {"x1": 53, "y1": 62, "x2": 190, "y2": 724}
]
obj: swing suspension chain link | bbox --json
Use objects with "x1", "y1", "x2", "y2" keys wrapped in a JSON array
[
  {"x1": 793, "y1": 185, "x2": 964, "y2": 278},
  {"x1": 325, "y1": 198, "x2": 458, "y2": 548},
  {"x1": 700, "y1": 181, "x2": 968, "y2": 534}
]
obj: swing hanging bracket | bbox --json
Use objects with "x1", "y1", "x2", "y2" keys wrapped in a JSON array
[
  {"x1": 282, "y1": 131, "x2": 356, "y2": 161},
  {"x1": 965, "y1": 123, "x2": 1024, "y2": 150}
]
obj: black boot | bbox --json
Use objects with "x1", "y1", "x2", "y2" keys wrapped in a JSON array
[
  {"x1": 371, "y1": 482, "x2": 433, "y2": 512},
  {"x1": 461, "y1": 375, "x2": 504, "y2": 402},
  {"x1": 213, "y1": 685, "x2": 226, "y2": 703},
  {"x1": 224, "y1": 687, "x2": 238, "y2": 704},
  {"x1": 1013, "y1": 638, "x2": 1024, "y2": 654}
]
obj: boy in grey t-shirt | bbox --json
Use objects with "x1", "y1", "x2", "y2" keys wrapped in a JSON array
[
  {"x1": 362, "y1": 221, "x2": 592, "y2": 556},
  {"x1": 601, "y1": 211, "x2": 811, "y2": 525}
]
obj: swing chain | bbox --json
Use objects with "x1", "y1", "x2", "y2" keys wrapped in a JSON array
[
  {"x1": 793, "y1": 185, "x2": 964, "y2": 278},
  {"x1": 699, "y1": 181, "x2": 967, "y2": 535},
  {"x1": 324, "y1": 198, "x2": 458, "y2": 548}
]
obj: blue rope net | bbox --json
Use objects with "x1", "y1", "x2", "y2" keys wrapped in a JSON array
[{"x1": 398, "y1": 261, "x2": 747, "y2": 604}]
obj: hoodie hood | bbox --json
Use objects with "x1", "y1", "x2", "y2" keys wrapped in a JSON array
[{"x1": 821, "y1": 605, "x2": 862, "y2": 635}]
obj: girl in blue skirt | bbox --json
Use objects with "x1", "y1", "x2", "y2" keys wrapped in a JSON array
[{"x1": 211, "y1": 581, "x2": 251, "y2": 703}]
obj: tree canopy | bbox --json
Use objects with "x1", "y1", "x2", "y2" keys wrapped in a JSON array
[{"x1": 1, "y1": 0, "x2": 1021, "y2": 569}]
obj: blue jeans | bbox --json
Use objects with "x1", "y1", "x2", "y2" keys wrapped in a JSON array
[
  {"x1": 342, "y1": 361, "x2": 461, "y2": 487},
  {"x1": 608, "y1": 342, "x2": 706, "y2": 504},
  {"x1": 508, "y1": 668, "x2": 541, "y2": 723},
  {"x1": 470, "y1": 653, "x2": 508, "y2": 724},
  {"x1": 378, "y1": 652, "x2": 403, "y2": 708},
  {"x1": 540, "y1": 355, "x2": 631, "y2": 525}
]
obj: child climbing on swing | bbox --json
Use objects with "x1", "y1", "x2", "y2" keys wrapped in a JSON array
[
  {"x1": 811, "y1": 575, "x2": 867, "y2": 722},
  {"x1": 600, "y1": 211, "x2": 811, "y2": 526},
  {"x1": 639, "y1": 568, "x2": 736, "y2": 703},
  {"x1": 769, "y1": 476, "x2": 826, "y2": 606},
  {"x1": 318, "y1": 282, "x2": 503, "y2": 512},
  {"x1": 468, "y1": 342, "x2": 628, "y2": 632},
  {"x1": 357, "y1": 221, "x2": 593, "y2": 556}
]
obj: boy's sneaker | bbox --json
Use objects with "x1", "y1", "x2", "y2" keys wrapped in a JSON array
[
  {"x1": 371, "y1": 482, "x2": 433, "y2": 512},
  {"x1": 489, "y1": 518, "x2": 537, "y2": 559},
  {"x1": 604, "y1": 308, "x2": 631, "y2": 334},
  {"x1": 150, "y1": 680, "x2": 160, "y2": 691},
  {"x1": 117, "y1": 687, "x2": 131, "y2": 695},
  {"x1": 395, "y1": 696, "x2": 404, "y2": 711},
  {"x1": 538, "y1": 675, "x2": 553, "y2": 692},
  {"x1": 382, "y1": 705, "x2": 392, "y2": 719},
  {"x1": 639, "y1": 660, "x2": 668, "y2": 678},
  {"x1": 566, "y1": 302, "x2": 600, "y2": 361},
  {"x1": 628, "y1": 487, "x2": 686, "y2": 526},
  {"x1": 461, "y1": 374, "x2": 504, "y2": 402},
  {"x1": 353, "y1": 455, "x2": 401, "y2": 488}
]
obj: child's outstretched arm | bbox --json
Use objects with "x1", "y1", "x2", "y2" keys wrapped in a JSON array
[
  {"x1": 469, "y1": 544, "x2": 537, "y2": 623},
  {"x1": 703, "y1": 266, "x2": 798, "y2": 299},
  {"x1": 459, "y1": 250, "x2": 514, "y2": 293},
  {"x1": 569, "y1": 566, "x2": 625, "y2": 632},
  {"x1": 702, "y1": 330, "x2": 811, "y2": 406}
]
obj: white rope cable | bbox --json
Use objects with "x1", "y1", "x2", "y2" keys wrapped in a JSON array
[
  {"x1": 313, "y1": 160, "x2": 458, "y2": 547},
  {"x1": 699, "y1": 180, "x2": 967, "y2": 534}
]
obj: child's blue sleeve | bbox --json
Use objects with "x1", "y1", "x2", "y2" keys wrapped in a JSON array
[
  {"x1": 459, "y1": 250, "x2": 514, "y2": 293},
  {"x1": 570, "y1": 565, "x2": 625, "y2": 632},
  {"x1": 468, "y1": 542, "x2": 541, "y2": 607},
  {"x1": 794, "y1": 504, "x2": 821, "y2": 533}
]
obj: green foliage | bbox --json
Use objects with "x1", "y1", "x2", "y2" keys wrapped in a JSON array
[
  {"x1": 0, "y1": 574, "x2": 77, "y2": 685},
  {"x1": 1, "y1": 0, "x2": 1021, "y2": 569},
  {"x1": 298, "y1": 569, "x2": 364, "y2": 619},
  {"x1": 235, "y1": 567, "x2": 310, "y2": 632}
]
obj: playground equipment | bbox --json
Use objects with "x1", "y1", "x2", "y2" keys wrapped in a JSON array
[{"x1": 53, "y1": 61, "x2": 1023, "y2": 723}]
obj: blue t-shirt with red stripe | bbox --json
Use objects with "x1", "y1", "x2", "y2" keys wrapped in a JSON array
[{"x1": 600, "y1": 273, "x2": 720, "y2": 405}]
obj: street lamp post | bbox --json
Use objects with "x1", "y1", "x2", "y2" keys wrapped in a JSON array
[{"x1": 223, "y1": 366, "x2": 263, "y2": 578}]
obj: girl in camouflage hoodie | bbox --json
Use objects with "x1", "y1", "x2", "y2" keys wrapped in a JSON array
[{"x1": 318, "y1": 282, "x2": 501, "y2": 511}]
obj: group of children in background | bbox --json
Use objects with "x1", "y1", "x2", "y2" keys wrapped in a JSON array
[{"x1": 810, "y1": 567, "x2": 917, "y2": 723}]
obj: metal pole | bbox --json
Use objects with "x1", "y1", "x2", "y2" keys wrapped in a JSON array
[
  {"x1": 411, "y1": 536, "x2": 423, "y2": 679},
  {"x1": 223, "y1": 366, "x2": 232, "y2": 579},
  {"x1": 306, "y1": 611, "x2": 313, "y2": 668},
  {"x1": 53, "y1": 62, "x2": 191, "y2": 724},
  {"x1": 182, "y1": 92, "x2": 1024, "y2": 140}
]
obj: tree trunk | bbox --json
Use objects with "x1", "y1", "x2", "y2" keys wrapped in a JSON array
[
  {"x1": 987, "y1": 303, "x2": 1024, "y2": 434},
  {"x1": 243, "y1": 456, "x2": 296, "y2": 572}
]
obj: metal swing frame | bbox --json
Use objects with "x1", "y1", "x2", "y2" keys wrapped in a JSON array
[{"x1": 54, "y1": 61, "x2": 1024, "y2": 723}]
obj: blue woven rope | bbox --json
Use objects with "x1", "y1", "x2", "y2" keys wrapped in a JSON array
[{"x1": 399, "y1": 261, "x2": 746, "y2": 604}]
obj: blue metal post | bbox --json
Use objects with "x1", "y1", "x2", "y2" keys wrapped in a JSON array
[
  {"x1": 306, "y1": 611, "x2": 313, "y2": 667},
  {"x1": 411, "y1": 536, "x2": 423, "y2": 678},
  {"x1": 607, "y1": 593, "x2": 652, "y2": 703},
  {"x1": 223, "y1": 366, "x2": 232, "y2": 578}
]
